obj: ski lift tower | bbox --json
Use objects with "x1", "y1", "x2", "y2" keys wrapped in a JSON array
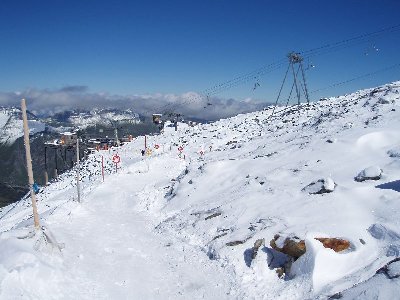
[
  {"x1": 109, "y1": 120, "x2": 120, "y2": 147},
  {"x1": 287, "y1": 52, "x2": 310, "y2": 105}
]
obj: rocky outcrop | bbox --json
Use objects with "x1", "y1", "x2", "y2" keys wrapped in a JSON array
[
  {"x1": 314, "y1": 237, "x2": 350, "y2": 252},
  {"x1": 387, "y1": 148, "x2": 400, "y2": 158},
  {"x1": 251, "y1": 238, "x2": 265, "y2": 260},
  {"x1": 270, "y1": 235, "x2": 306, "y2": 260},
  {"x1": 355, "y1": 166, "x2": 382, "y2": 182},
  {"x1": 270, "y1": 235, "x2": 350, "y2": 260},
  {"x1": 302, "y1": 177, "x2": 336, "y2": 194},
  {"x1": 269, "y1": 234, "x2": 351, "y2": 278}
]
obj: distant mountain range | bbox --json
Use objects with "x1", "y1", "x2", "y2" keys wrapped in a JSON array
[
  {"x1": 0, "y1": 107, "x2": 154, "y2": 207},
  {"x1": 45, "y1": 108, "x2": 141, "y2": 129}
]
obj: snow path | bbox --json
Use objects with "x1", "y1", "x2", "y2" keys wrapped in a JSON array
[{"x1": 41, "y1": 154, "x2": 238, "y2": 299}]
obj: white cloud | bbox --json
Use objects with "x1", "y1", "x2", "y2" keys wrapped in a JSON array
[{"x1": 0, "y1": 86, "x2": 268, "y2": 121}]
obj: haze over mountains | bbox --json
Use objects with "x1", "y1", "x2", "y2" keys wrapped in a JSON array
[{"x1": 0, "y1": 87, "x2": 266, "y2": 121}]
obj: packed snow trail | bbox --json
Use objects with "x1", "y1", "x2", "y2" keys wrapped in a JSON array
[{"x1": 0, "y1": 154, "x2": 239, "y2": 299}]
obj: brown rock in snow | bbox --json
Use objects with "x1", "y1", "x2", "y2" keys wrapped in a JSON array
[{"x1": 315, "y1": 237, "x2": 350, "y2": 252}]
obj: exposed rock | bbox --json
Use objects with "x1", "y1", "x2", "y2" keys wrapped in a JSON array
[
  {"x1": 270, "y1": 235, "x2": 351, "y2": 261},
  {"x1": 344, "y1": 122, "x2": 353, "y2": 129},
  {"x1": 275, "y1": 267, "x2": 285, "y2": 278},
  {"x1": 377, "y1": 98, "x2": 390, "y2": 104},
  {"x1": 302, "y1": 177, "x2": 336, "y2": 194},
  {"x1": 328, "y1": 292, "x2": 343, "y2": 299},
  {"x1": 266, "y1": 151, "x2": 278, "y2": 157},
  {"x1": 388, "y1": 149, "x2": 400, "y2": 158},
  {"x1": 205, "y1": 212, "x2": 222, "y2": 220},
  {"x1": 226, "y1": 240, "x2": 245, "y2": 247},
  {"x1": 355, "y1": 166, "x2": 382, "y2": 182},
  {"x1": 370, "y1": 87, "x2": 386, "y2": 96},
  {"x1": 376, "y1": 257, "x2": 400, "y2": 279},
  {"x1": 251, "y1": 238, "x2": 265, "y2": 260},
  {"x1": 315, "y1": 237, "x2": 350, "y2": 252},
  {"x1": 270, "y1": 234, "x2": 306, "y2": 260},
  {"x1": 211, "y1": 232, "x2": 228, "y2": 241}
]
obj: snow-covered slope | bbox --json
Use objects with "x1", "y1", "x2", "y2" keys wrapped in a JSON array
[
  {"x1": 0, "y1": 81, "x2": 400, "y2": 299},
  {"x1": 0, "y1": 107, "x2": 46, "y2": 144},
  {"x1": 49, "y1": 108, "x2": 140, "y2": 130}
]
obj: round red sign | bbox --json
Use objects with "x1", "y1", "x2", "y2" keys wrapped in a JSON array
[{"x1": 112, "y1": 154, "x2": 121, "y2": 164}]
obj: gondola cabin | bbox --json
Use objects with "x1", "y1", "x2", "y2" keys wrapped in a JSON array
[
  {"x1": 152, "y1": 114, "x2": 162, "y2": 125},
  {"x1": 60, "y1": 132, "x2": 77, "y2": 146}
]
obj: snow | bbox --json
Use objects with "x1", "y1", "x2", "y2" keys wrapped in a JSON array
[
  {"x1": 67, "y1": 109, "x2": 140, "y2": 129},
  {"x1": 0, "y1": 107, "x2": 46, "y2": 144},
  {"x1": 323, "y1": 177, "x2": 335, "y2": 191},
  {"x1": 361, "y1": 166, "x2": 382, "y2": 178},
  {"x1": 1, "y1": 81, "x2": 400, "y2": 299}
]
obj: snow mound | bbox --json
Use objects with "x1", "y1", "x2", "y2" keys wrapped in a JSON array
[
  {"x1": 356, "y1": 131, "x2": 400, "y2": 152},
  {"x1": 355, "y1": 166, "x2": 382, "y2": 182},
  {"x1": 291, "y1": 233, "x2": 376, "y2": 295}
]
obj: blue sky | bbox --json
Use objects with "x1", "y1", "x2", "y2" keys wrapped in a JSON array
[{"x1": 0, "y1": 0, "x2": 399, "y2": 108}]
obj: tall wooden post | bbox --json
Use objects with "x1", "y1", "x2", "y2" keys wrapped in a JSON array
[
  {"x1": 21, "y1": 99, "x2": 40, "y2": 229},
  {"x1": 54, "y1": 148, "x2": 58, "y2": 178},
  {"x1": 144, "y1": 135, "x2": 147, "y2": 149},
  {"x1": 76, "y1": 138, "x2": 81, "y2": 203},
  {"x1": 44, "y1": 146, "x2": 48, "y2": 185},
  {"x1": 101, "y1": 155, "x2": 105, "y2": 182}
]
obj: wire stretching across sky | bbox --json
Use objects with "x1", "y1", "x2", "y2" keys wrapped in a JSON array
[
  {"x1": 202, "y1": 59, "x2": 287, "y2": 96},
  {"x1": 202, "y1": 24, "x2": 400, "y2": 98},
  {"x1": 300, "y1": 24, "x2": 400, "y2": 58},
  {"x1": 140, "y1": 24, "x2": 400, "y2": 117},
  {"x1": 310, "y1": 62, "x2": 400, "y2": 94}
]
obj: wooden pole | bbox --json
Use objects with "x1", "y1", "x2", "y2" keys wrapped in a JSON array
[
  {"x1": 44, "y1": 146, "x2": 48, "y2": 185},
  {"x1": 21, "y1": 99, "x2": 40, "y2": 229},
  {"x1": 54, "y1": 148, "x2": 58, "y2": 178},
  {"x1": 114, "y1": 127, "x2": 120, "y2": 147},
  {"x1": 101, "y1": 155, "x2": 104, "y2": 182},
  {"x1": 144, "y1": 135, "x2": 147, "y2": 149},
  {"x1": 76, "y1": 138, "x2": 81, "y2": 203}
]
